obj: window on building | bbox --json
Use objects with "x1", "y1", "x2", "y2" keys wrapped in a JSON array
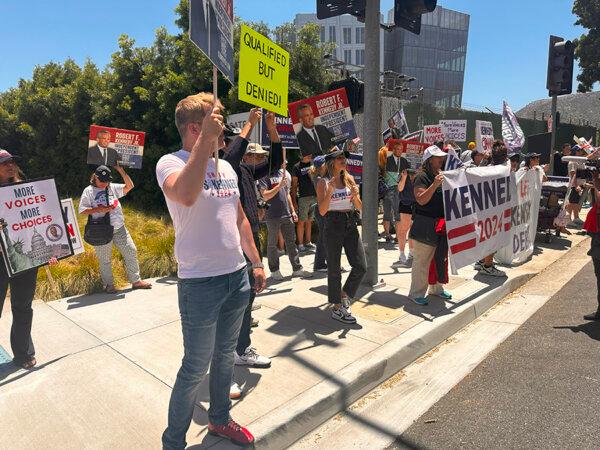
[
  {"x1": 355, "y1": 49, "x2": 365, "y2": 66},
  {"x1": 333, "y1": 48, "x2": 337, "y2": 59},
  {"x1": 329, "y1": 26, "x2": 336, "y2": 43},
  {"x1": 320, "y1": 26, "x2": 325, "y2": 43},
  {"x1": 356, "y1": 27, "x2": 365, "y2": 44},
  {"x1": 344, "y1": 49, "x2": 352, "y2": 64},
  {"x1": 343, "y1": 27, "x2": 352, "y2": 44}
]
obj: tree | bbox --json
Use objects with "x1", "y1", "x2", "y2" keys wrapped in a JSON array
[{"x1": 573, "y1": 0, "x2": 600, "y2": 92}]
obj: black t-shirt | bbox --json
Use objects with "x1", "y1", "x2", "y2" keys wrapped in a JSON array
[
  {"x1": 413, "y1": 171, "x2": 444, "y2": 218},
  {"x1": 553, "y1": 151, "x2": 569, "y2": 177},
  {"x1": 293, "y1": 161, "x2": 316, "y2": 198}
]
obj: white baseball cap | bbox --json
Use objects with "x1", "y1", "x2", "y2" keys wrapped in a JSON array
[
  {"x1": 246, "y1": 143, "x2": 269, "y2": 155},
  {"x1": 422, "y1": 145, "x2": 447, "y2": 163}
]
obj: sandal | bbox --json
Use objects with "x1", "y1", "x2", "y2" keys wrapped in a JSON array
[
  {"x1": 132, "y1": 281, "x2": 152, "y2": 290},
  {"x1": 105, "y1": 285, "x2": 118, "y2": 294},
  {"x1": 18, "y1": 358, "x2": 37, "y2": 370}
]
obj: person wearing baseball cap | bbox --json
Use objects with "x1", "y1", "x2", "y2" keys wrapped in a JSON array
[
  {"x1": 0, "y1": 149, "x2": 58, "y2": 370},
  {"x1": 408, "y1": 145, "x2": 451, "y2": 306},
  {"x1": 78, "y1": 164, "x2": 152, "y2": 294}
]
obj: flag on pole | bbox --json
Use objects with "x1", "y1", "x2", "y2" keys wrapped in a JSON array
[
  {"x1": 444, "y1": 146, "x2": 464, "y2": 171},
  {"x1": 403, "y1": 130, "x2": 423, "y2": 142},
  {"x1": 501, "y1": 100, "x2": 525, "y2": 152}
]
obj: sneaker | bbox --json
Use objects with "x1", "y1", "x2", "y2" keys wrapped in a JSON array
[
  {"x1": 391, "y1": 254, "x2": 407, "y2": 269},
  {"x1": 574, "y1": 218, "x2": 584, "y2": 225},
  {"x1": 251, "y1": 318, "x2": 259, "y2": 328},
  {"x1": 298, "y1": 244, "x2": 307, "y2": 252},
  {"x1": 292, "y1": 268, "x2": 313, "y2": 278},
  {"x1": 304, "y1": 243, "x2": 316, "y2": 250},
  {"x1": 406, "y1": 253, "x2": 413, "y2": 264},
  {"x1": 412, "y1": 296, "x2": 429, "y2": 306},
  {"x1": 251, "y1": 303, "x2": 261, "y2": 311},
  {"x1": 479, "y1": 265, "x2": 506, "y2": 277},
  {"x1": 385, "y1": 235, "x2": 395, "y2": 243},
  {"x1": 432, "y1": 290, "x2": 452, "y2": 300},
  {"x1": 229, "y1": 382, "x2": 242, "y2": 400},
  {"x1": 331, "y1": 306, "x2": 357, "y2": 324},
  {"x1": 315, "y1": 265, "x2": 328, "y2": 272},
  {"x1": 277, "y1": 249, "x2": 285, "y2": 256},
  {"x1": 208, "y1": 419, "x2": 254, "y2": 447},
  {"x1": 271, "y1": 270, "x2": 285, "y2": 281},
  {"x1": 474, "y1": 261, "x2": 484, "y2": 271},
  {"x1": 235, "y1": 347, "x2": 271, "y2": 368},
  {"x1": 566, "y1": 221, "x2": 580, "y2": 229}
]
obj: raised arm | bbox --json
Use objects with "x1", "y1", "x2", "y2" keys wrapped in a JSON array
[
  {"x1": 251, "y1": 112, "x2": 283, "y2": 180},
  {"x1": 115, "y1": 164, "x2": 134, "y2": 195},
  {"x1": 162, "y1": 106, "x2": 223, "y2": 207},
  {"x1": 223, "y1": 108, "x2": 262, "y2": 169}
]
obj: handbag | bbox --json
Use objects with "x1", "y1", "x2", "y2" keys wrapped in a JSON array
[
  {"x1": 83, "y1": 188, "x2": 114, "y2": 246},
  {"x1": 409, "y1": 214, "x2": 441, "y2": 246}
]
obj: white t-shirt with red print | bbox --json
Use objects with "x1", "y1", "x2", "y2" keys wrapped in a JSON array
[
  {"x1": 79, "y1": 183, "x2": 126, "y2": 229},
  {"x1": 156, "y1": 150, "x2": 246, "y2": 279}
]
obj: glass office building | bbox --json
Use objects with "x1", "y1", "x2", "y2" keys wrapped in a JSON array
[{"x1": 384, "y1": 6, "x2": 470, "y2": 108}]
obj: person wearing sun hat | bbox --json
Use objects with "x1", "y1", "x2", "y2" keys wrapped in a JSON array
[{"x1": 408, "y1": 145, "x2": 452, "y2": 306}]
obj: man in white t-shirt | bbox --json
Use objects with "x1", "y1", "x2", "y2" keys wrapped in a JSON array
[{"x1": 156, "y1": 92, "x2": 265, "y2": 449}]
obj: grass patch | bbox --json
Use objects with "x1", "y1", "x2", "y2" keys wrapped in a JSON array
[{"x1": 35, "y1": 199, "x2": 176, "y2": 301}]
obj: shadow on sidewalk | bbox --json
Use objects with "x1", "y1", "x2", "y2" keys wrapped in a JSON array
[
  {"x1": 554, "y1": 322, "x2": 600, "y2": 341},
  {"x1": 0, "y1": 356, "x2": 65, "y2": 387},
  {"x1": 65, "y1": 291, "x2": 127, "y2": 309}
]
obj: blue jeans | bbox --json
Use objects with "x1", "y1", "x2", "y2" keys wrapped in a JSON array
[{"x1": 162, "y1": 267, "x2": 251, "y2": 450}]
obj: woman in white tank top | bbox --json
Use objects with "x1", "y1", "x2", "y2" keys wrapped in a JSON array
[{"x1": 316, "y1": 148, "x2": 366, "y2": 325}]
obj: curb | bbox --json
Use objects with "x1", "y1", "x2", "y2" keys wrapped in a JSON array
[{"x1": 250, "y1": 267, "x2": 547, "y2": 448}]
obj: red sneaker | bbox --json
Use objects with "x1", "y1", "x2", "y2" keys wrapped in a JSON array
[{"x1": 208, "y1": 419, "x2": 254, "y2": 447}]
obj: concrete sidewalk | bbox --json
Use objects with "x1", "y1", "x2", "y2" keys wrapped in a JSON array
[{"x1": 0, "y1": 228, "x2": 590, "y2": 449}]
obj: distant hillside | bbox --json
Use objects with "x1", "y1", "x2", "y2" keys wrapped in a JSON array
[{"x1": 517, "y1": 91, "x2": 600, "y2": 129}]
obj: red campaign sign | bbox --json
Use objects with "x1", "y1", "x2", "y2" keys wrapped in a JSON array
[
  {"x1": 388, "y1": 139, "x2": 429, "y2": 170},
  {"x1": 88, "y1": 125, "x2": 146, "y2": 169},
  {"x1": 288, "y1": 88, "x2": 357, "y2": 156}
]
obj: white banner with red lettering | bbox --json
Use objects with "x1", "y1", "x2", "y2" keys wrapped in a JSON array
[
  {"x1": 495, "y1": 168, "x2": 543, "y2": 265},
  {"x1": 442, "y1": 165, "x2": 517, "y2": 272},
  {"x1": 423, "y1": 124, "x2": 445, "y2": 144},
  {"x1": 0, "y1": 177, "x2": 73, "y2": 277}
]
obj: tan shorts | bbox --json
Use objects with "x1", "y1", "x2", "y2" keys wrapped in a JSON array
[{"x1": 298, "y1": 196, "x2": 316, "y2": 221}]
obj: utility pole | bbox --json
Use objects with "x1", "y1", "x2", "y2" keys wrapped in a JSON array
[
  {"x1": 549, "y1": 95, "x2": 557, "y2": 175},
  {"x1": 362, "y1": 0, "x2": 381, "y2": 286}
]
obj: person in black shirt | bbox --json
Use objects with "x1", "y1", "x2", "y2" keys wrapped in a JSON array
[
  {"x1": 553, "y1": 143, "x2": 572, "y2": 177},
  {"x1": 221, "y1": 109, "x2": 283, "y2": 390},
  {"x1": 292, "y1": 154, "x2": 317, "y2": 252},
  {"x1": 408, "y1": 145, "x2": 451, "y2": 306}
]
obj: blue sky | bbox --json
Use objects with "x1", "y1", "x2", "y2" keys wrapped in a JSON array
[{"x1": 0, "y1": 1, "x2": 587, "y2": 111}]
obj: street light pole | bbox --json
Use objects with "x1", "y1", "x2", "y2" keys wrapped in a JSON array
[
  {"x1": 549, "y1": 94, "x2": 558, "y2": 176},
  {"x1": 362, "y1": 0, "x2": 381, "y2": 286}
]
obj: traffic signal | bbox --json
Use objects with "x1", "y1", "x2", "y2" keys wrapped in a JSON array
[
  {"x1": 394, "y1": 0, "x2": 437, "y2": 35},
  {"x1": 316, "y1": 0, "x2": 366, "y2": 20},
  {"x1": 546, "y1": 35, "x2": 574, "y2": 97},
  {"x1": 328, "y1": 78, "x2": 364, "y2": 115}
]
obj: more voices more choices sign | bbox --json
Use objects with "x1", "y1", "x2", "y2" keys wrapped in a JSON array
[
  {"x1": 88, "y1": 125, "x2": 145, "y2": 169},
  {"x1": 475, "y1": 120, "x2": 494, "y2": 153},
  {"x1": 0, "y1": 178, "x2": 73, "y2": 277},
  {"x1": 494, "y1": 168, "x2": 543, "y2": 265},
  {"x1": 443, "y1": 165, "x2": 517, "y2": 272},
  {"x1": 440, "y1": 120, "x2": 467, "y2": 142},
  {"x1": 61, "y1": 198, "x2": 84, "y2": 255},
  {"x1": 423, "y1": 124, "x2": 445, "y2": 145},
  {"x1": 289, "y1": 88, "x2": 357, "y2": 157}
]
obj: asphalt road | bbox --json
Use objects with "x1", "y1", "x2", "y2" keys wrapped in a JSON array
[{"x1": 394, "y1": 261, "x2": 600, "y2": 450}]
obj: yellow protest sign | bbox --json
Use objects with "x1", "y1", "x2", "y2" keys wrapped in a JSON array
[{"x1": 238, "y1": 24, "x2": 290, "y2": 116}]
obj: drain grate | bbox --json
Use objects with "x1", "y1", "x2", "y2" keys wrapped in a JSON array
[{"x1": 0, "y1": 344, "x2": 11, "y2": 364}]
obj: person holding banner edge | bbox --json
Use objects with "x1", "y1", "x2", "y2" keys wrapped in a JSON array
[
  {"x1": 0, "y1": 149, "x2": 58, "y2": 370},
  {"x1": 382, "y1": 141, "x2": 409, "y2": 243},
  {"x1": 408, "y1": 145, "x2": 451, "y2": 306}
]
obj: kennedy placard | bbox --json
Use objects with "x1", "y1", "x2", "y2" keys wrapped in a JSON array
[
  {"x1": 260, "y1": 112, "x2": 299, "y2": 149},
  {"x1": 88, "y1": 125, "x2": 145, "y2": 169},
  {"x1": 443, "y1": 165, "x2": 517, "y2": 272},
  {"x1": 238, "y1": 24, "x2": 290, "y2": 116},
  {"x1": 0, "y1": 178, "x2": 73, "y2": 277},
  {"x1": 475, "y1": 120, "x2": 494, "y2": 153}
]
